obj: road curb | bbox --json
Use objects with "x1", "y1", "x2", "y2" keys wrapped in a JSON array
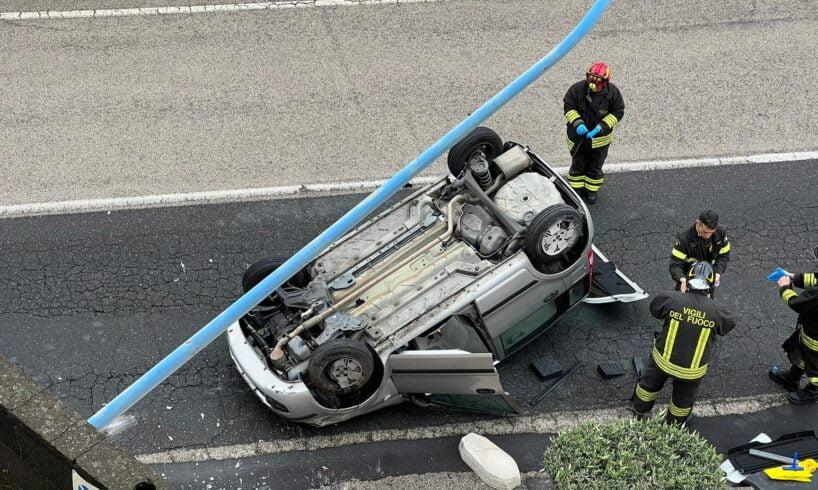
[{"x1": 0, "y1": 357, "x2": 167, "y2": 489}]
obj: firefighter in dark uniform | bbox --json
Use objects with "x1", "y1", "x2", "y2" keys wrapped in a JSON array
[
  {"x1": 632, "y1": 261, "x2": 737, "y2": 423},
  {"x1": 768, "y1": 246, "x2": 818, "y2": 404},
  {"x1": 563, "y1": 61, "x2": 625, "y2": 205},
  {"x1": 670, "y1": 210, "x2": 731, "y2": 293}
]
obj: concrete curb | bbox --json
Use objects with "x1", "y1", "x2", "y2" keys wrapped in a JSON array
[{"x1": 0, "y1": 357, "x2": 167, "y2": 489}]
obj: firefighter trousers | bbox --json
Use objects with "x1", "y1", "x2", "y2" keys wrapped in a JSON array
[
  {"x1": 632, "y1": 357, "x2": 702, "y2": 423},
  {"x1": 567, "y1": 142, "x2": 609, "y2": 194},
  {"x1": 782, "y1": 329, "x2": 818, "y2": 387}
]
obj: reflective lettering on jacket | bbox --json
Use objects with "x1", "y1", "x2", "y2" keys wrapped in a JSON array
[{"x1": 649, "y1": 291, "x2": 736, "y2": 380}]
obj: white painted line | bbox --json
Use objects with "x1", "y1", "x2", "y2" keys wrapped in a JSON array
[
  {"x1": 0, "y1": 176, "x2": 441, "y2": 219},
  {"x1": 1, "y1": 150, "x2": 816, "y2": 220},
  {"x1": 135, "y1": 393, "x2": 786, "y2": 464},
  {"x1": 0, "y1": 0, "x2": 442, "y2": 21}
]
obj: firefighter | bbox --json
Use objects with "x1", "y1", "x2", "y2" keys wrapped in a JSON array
[
  {"x1": 632, "y1": 261, "x2": 737, "y2": 423},
  {"x1": 563, "y1": 61, "x2": 625, "y2": 205},
  {"x1": 669, "y1": 210, "x2": 731, "y2": 293},
  {"x1": 768, "y1": 246, "x2": 818, "y2": 404}
]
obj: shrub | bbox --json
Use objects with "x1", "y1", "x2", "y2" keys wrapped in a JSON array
[{"x1": 542, "y1": 415, "x2": 722, "y2": 489}]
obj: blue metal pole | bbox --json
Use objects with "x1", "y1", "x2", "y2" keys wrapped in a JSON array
[{"x1": 88, "y1": 0, "x2": 612, "y2": 429}]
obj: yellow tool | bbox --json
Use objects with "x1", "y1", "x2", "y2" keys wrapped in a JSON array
[{"x1": 763, "y1": 459, "x2": 818, "y2": 482}]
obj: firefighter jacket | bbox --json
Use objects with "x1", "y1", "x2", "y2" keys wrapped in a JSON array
[
  {"x1": 780, "y1": 272, "x2": 818, "y2": 359},
  {"x1": 669, "y1": 224, "x2": 731, "y2": 283},
  {"x1": 649, "y1": 291, "x2": 737, "y2": 380},
  {"x1": 563, "y1": 80, "x2": 625, "y2": 151}
]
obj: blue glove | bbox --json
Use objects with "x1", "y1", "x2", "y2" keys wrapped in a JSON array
[
  {"x1": 576, "y1": 124, "x2": 588, "y2": 136},
  {"x1": 586, "y1": 124, "x2": 602, "y2": 138},
  {"x1": 767, "y1": 267, "x2": 789, "y2": 281}
]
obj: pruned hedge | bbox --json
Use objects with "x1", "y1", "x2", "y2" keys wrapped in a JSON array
[{"x1": 542, "y1": 415, "x2": 722, "y2": 489}]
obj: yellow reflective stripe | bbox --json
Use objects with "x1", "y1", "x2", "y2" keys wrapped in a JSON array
[
  {"x1": 635, "y1": 384, "x2": 659, "y2": 402},
  {"x1": 652, "y1": 347, "x2": 708, "y2": 380},
  {"x1": 782, "y1": 289, "x2": 799, "y2": 303},
  {"x1": 602, "y1": 114, "x2": 619, "y2": 128},
  {"x1": 585, "y1": 176, "x2": 605, "y2": 191},
  {"x1": 718, "y1": 242, "x2": 731, "y2": 254},
  {"x1": 690, "y1": 328, "x2": 712, "y2": 369},
  {"x1": 566, "y1": 138, "x2": 575, "y2": 150},
  {"x1": 809, "y1": 378, "x2": 818, "y2": 386},
  {"x1": 671, "y1": 248, "x2": 687, "y2": 260},
  {"x1": 567, "y1": 175, "x2": 584, "y2": 189},
  {"x1": 664, "y1": 319, "x2": 679, "y2": 361},
  {"x1": 590, "y1": 134, "x2": 613, "y2": 148},
  {"x1": 668, "y1": 401, "x2": 692, "y2": 417},
  {"x1": 805, "y1": 273, "x2": 816, "y2": 288},
  {"x1": 565, "y1": 110, "x2": 581, "y2": 124},
  {"x1": 800, "y1": 329, "x2": 818, "y2": 352}
]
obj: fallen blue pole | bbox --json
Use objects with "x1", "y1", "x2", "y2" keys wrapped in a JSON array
[{"x1": 88, "y1": 0, "x2": 613, "y2": 430}]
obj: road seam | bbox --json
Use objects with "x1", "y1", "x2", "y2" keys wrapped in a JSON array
[
  {"x1": 0, "y1": 0, "x2": 441, "y2": 20},
  {"x1": 2, "y1": 150, "x2": 816, "y2": 219},
  {"x1": 134, "y1": 392, "x2": 786, "y2": 464}
]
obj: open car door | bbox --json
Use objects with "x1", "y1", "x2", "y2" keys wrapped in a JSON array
[
  {"x1": 584, "y1": 244, "x2": 649, "y2": 304},
  {"x1": 388, "y1": 350, "x2": 521, "y2": 415}
]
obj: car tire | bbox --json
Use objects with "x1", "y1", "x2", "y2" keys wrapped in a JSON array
[
  {"x1": 242, "y1": 258, "x2": 311, "y2": 305},
  {"x1": 524, "y1": 204, "x2": 584, "y2": 265},
  {"x1": 446, "y1": 127, "x2": 503, "y2": 177},
  {"x1": 308, "y1": 338, "x2": 375, "y2": 395}
]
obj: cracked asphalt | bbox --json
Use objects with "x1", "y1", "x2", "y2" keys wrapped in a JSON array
[{"x1": 1, "y1": 158, "x2": 817, "y2": 474}]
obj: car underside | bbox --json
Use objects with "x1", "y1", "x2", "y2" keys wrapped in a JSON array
[{"x1": 227, "y1": 127, "x2": 647, "y2": 425}]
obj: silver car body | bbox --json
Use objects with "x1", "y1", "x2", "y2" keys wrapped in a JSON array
[{"x1": 227, "y1": 142, "x2": 646, "y2": 426}]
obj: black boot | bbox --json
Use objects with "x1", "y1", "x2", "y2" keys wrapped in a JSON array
[
  {"x1": 788, "y1": 383, "x2": 818, "y2": 404},
  {"x1": 585, "y1": 190, "x2": 598, "y2": 205},
  {"x1": 769, "y1": 366, "x2": 803, "y2": 392},
  {"x1": 574, "y1": 187, "x2": 587, "y2": 200}
]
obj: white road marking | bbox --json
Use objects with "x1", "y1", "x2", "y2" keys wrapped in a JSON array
[
  {"x1": 135, "y1": 392, "x2": 786, "y2": 464},
  {"x1": 1, "y1": 150, "x2": 816, "y2": 219},
  {"x1": 0, "y1": 0, "x2": 440, "y2": 21}
]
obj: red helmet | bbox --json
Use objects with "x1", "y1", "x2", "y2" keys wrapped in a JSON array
[{"x1": 586, "y1": 62, "x2": 611, "y2": 91}]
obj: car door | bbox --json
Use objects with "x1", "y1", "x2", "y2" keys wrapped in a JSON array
[
  {"x1": 584, "y1": 244, "x2": 649, "y2": 304},
  {"x1": 388, "y1": 350, "x2": 520, "y2": 415}
]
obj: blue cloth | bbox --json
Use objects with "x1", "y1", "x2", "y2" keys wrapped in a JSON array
[{"x1": 767, "y1": 267, "x2": 789, "y2": 281}]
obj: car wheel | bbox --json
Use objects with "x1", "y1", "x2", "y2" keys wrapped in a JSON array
[
  {"x1": 446, "y1": 127, "x2": 503, "y2": 177},
  {"x1": 308, "y1": 338, "x2": 375, "y2": 395},
  {"x1": 524, "y1": 204, "x2": 584, "y2": 265},
  {"x1": 242, "y1": 258, "x2": 311, "y2": 305}
]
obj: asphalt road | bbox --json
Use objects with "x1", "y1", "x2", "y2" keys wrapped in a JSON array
[
  {"x1": 1, "y1": 158, "x2": 817, "y2": 486},
  {"x1": 3, "y1": 1, "x2": 818, "y2": 487},
  {"x1": 152, "y1": 404, "x2": 817, "y2": 488},
  {"x1": 2, "y1": 0, "x2": 817, "y2": 205}
]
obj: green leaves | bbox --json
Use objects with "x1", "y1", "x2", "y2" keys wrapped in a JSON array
[{"x1": 542, "y1": 415, "x2": 722, "y2": 489}]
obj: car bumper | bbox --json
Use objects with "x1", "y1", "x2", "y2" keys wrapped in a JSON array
[
  {"x1": 226, "y1": 322, "x2": 402, "y2": 426},
  {"x1": 226, "y1": 322, "x2": 331, "y2": 423}
]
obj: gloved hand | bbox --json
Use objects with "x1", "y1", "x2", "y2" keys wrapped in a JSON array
[
  {"x1": 576, "y1": 124, "x2": 588, "y2": 136},
  {"x1": 586, "y1": 124, "x2": 602, "y2": 138}
]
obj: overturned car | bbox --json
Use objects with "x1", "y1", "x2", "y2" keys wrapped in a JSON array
[{"x1": 227, "y1": 127, "x2": 646, "y2": 426}]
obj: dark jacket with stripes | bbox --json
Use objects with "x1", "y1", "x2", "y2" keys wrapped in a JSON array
[
  {"x1": 650, "y1": 291, "x2": 737, "y2": 380},
  {"x1": 780, "y1": 272, "x2": 818, "y2": 363},
  {"x1": 669, "y1": 224, "x2": 731, "y2": 283},
  {"x1": 563, "y1": 80, "x2": 625, "y2": 150}
]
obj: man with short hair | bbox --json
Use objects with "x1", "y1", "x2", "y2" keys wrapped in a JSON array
[
  {"x1": 632, "y1": 261, "x2": 737, "y2": 424},
  {"x1": 669, "y1": 210, "x2": 731, "y2": 293}
]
